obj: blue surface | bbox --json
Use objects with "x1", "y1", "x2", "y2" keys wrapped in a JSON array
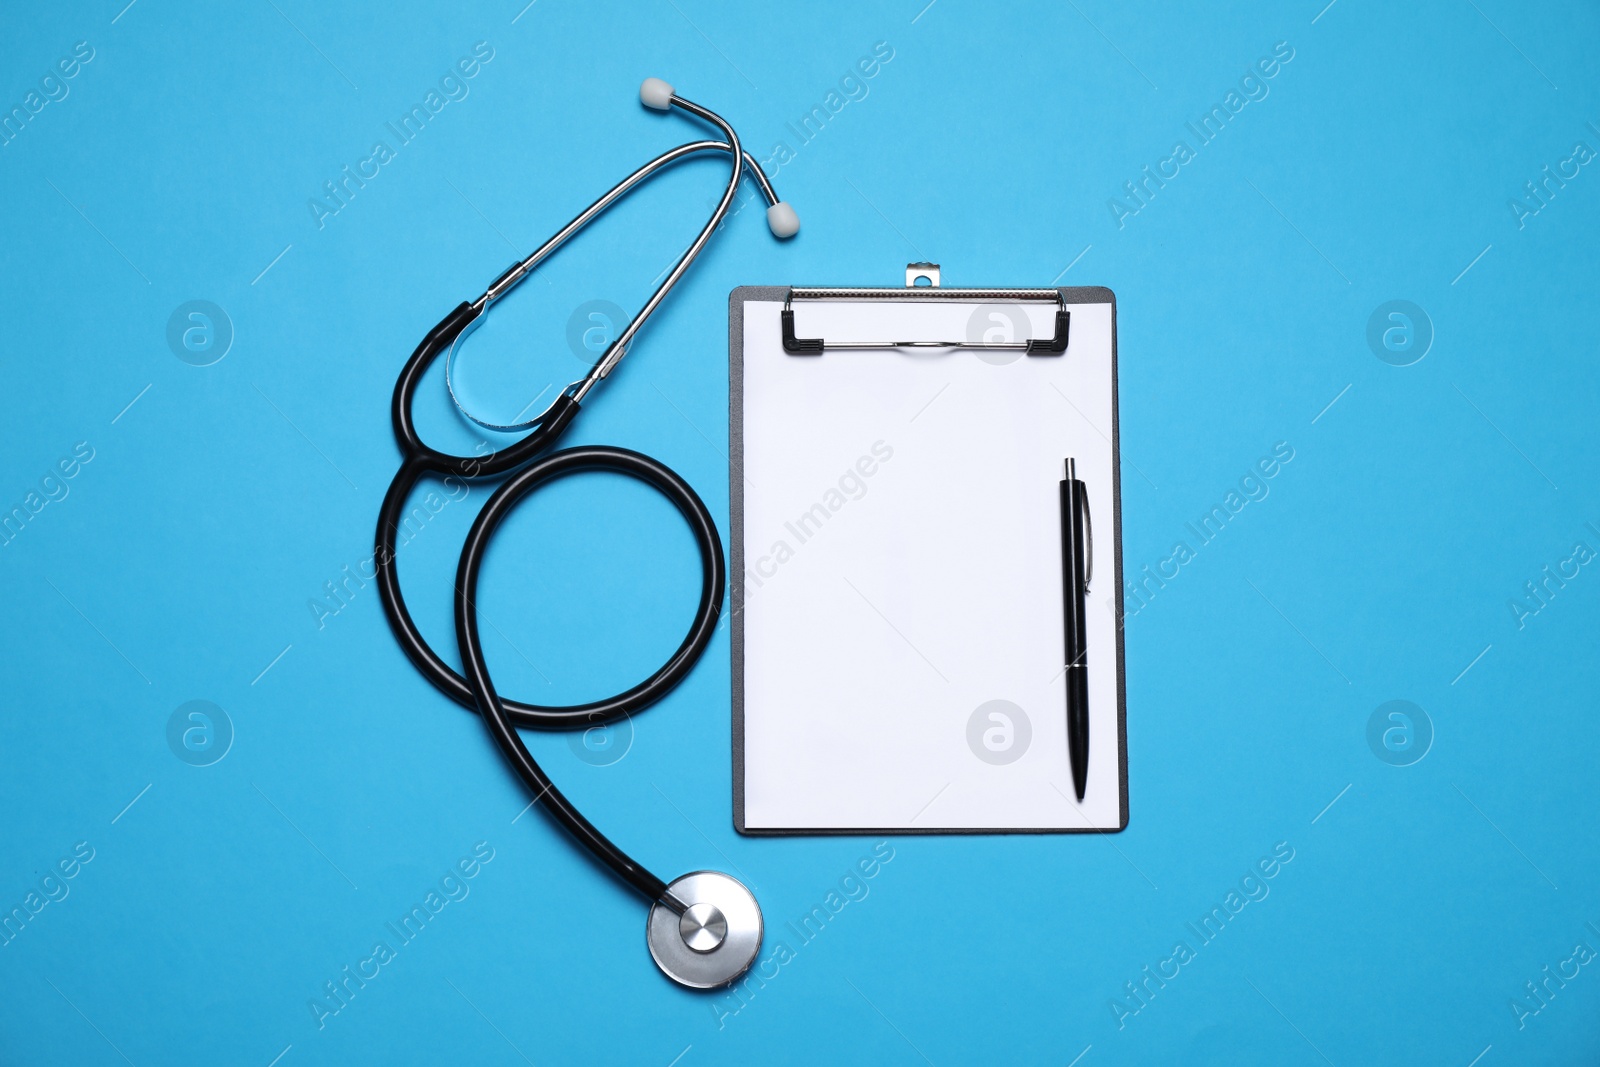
[{"x1": 1, "y1": 1, "x2": 1597, "y2": 1063}]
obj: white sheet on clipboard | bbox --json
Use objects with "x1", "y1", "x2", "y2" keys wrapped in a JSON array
[{"x1": 734, "y1": 290, "x2": 1126, "y2": 833}]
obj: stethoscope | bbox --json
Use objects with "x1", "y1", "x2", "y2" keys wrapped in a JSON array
[{"x1": 373, "y1": 79, "x2": 796, "y2": 990}]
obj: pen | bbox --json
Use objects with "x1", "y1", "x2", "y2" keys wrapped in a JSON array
[{"x1": 1059, "y1": 458, "x2": 1092, "y2": 801}]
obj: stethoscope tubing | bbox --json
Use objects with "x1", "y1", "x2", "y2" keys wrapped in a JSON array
[{"x1": 452, "y1": 446, "x2": 724, "y2": 904}]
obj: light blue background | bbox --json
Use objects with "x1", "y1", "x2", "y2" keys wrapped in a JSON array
[{"x1": 2, "y1": 1, "x2": 1597, "y2": 1064}]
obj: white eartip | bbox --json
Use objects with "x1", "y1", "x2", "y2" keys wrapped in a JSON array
[
  {"x1": 766, "y1": 201, "x2": 800, "y2": 239},
  {"x1": 640, "y1": 77, "x2": 675, "y2": 110}
]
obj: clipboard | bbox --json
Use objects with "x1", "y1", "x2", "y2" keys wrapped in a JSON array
[{"x1": 730, "y1": 267, "x2": 1127, "y2": 835}]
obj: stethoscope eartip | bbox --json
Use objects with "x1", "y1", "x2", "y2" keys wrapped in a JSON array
[
  {"x1": 640, "y1": 77, "x2": 675, "y2": 110},
  {"x1": 635, "y1": 79, "x2": 799, "y2": 241},
  {"x1": 647, "y1": 871, "x2": 763, "y2": 990},
  {"x1": 766, "y1": 201, "x2": 800, "y2": 239}
]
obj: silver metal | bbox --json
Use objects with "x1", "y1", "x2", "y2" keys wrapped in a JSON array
[
  {"x1": 782, "y1": 284, "x2": 1064, "y2": 353},
  {"x1": 647, "y1": 871, "x2": 762, "y2": 989},
  {"x1": 906, "y1": 261, "x2": 940, "y2": 287},
  {"x1": 679, "y1": 902, "x2": 728, "y2": 953},
  {"x1": 443, "y1": 93, "x2": 781, "y2": 432},
  {"x1": 789, "y1": 287, "x2": 1058, "y2": 301},
  {"x1": 1065, "y1": 458, "x2": 1092, "y2": 589},
  {"x1": 1083, "y1": 490, "x2": 1093, "y2": 591},
  {"x1": 794, "y1": 340, "x2": 1029, "y2": 350}
]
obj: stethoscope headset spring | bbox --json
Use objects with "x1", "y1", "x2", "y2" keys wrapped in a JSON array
[{"x1": 372, "y1": 78, "x2": 798, "y2": 990}]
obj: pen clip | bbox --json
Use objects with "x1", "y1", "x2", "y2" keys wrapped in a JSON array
[{"x1": 1082, "y1": 491, "x2": 1093, "y2": 592}]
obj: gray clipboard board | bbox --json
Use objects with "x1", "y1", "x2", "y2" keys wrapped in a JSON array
[{"x1": 730, "y1": 280, "x2": 1127, "y2": 836}]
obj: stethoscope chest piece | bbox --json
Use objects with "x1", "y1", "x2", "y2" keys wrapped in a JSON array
[{"x1": 647, "y1": 871, "x2": 763, "y2": 989}]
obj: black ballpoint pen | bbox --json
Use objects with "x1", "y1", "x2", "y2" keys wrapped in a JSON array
[{"x1": 1060, "y1": 458, "x2": 1092, "y2": 801}]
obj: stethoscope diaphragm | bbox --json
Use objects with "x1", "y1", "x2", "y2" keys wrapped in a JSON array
[{"x1": 646, "y1": 871, "x2": 763, "y2": 989}]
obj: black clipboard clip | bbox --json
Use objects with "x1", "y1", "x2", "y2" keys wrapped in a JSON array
[{"x1": 781, "y1": 263, "x2": 1070, "y2": 356}]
